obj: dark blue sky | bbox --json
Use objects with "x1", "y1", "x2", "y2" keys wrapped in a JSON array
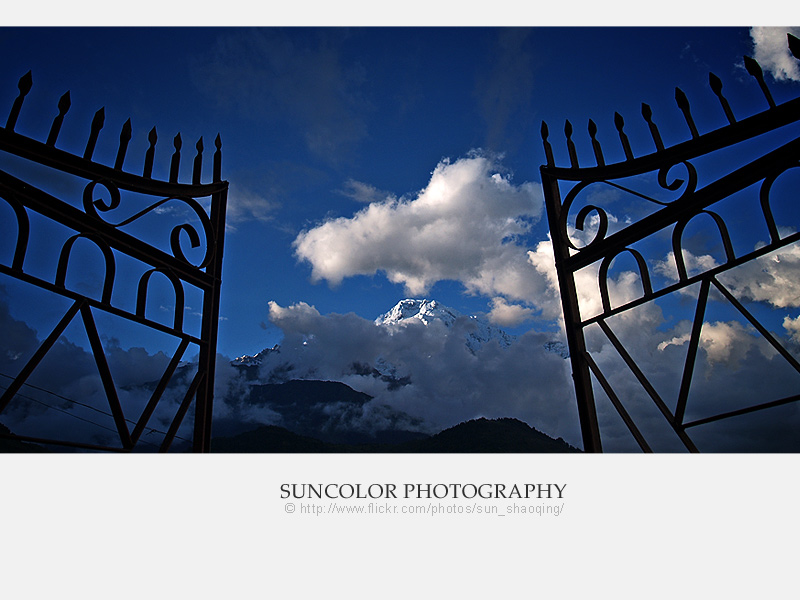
[{"x1": 0, "y1": 26, "x2": 781, "y2": 357}]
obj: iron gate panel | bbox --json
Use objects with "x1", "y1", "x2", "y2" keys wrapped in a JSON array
[
  {"x1": 0, "y1": 71, "x2": 228, "y2": 452},
  {"x1": 541, "y1": 35, "x2": 800, "y2": 452}
]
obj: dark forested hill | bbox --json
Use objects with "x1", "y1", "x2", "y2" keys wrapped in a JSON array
[{"x1": 210, "y1": 417, "x2": 580, "y2": 453}]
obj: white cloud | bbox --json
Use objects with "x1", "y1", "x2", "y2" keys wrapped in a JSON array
[
  {"x1": 260, "y1": 295, "x2": 800, "y2": 452},
  {"x1": 698, "y1": 321, "x2": 768, "y2": 366},
  {"x1": 718, "y1": 243, "x2": 800, "y2": 309},
  {"x1": 339, "y1": 179, "x2": 395, "y2": 204},
  {"x1": 658, "y1": 320, "x2": 774, "y2": 367},
  {"x1": 783, "y1": 314, "x2": 800, "y2": 344},
  {"x1": 526, "y1": 226, "x2": 653, "y2": 324},
  {"x1": 261, "y1": 300, "x2": 580, "y2": 444},
  {"x1": 652, "y1": 250, "x2": 720, "y2": 282},
  {"x1": 293, "y1": 152, "x2": 547, "y2": 303},
  {"x1": 750, "y1": 27, "x2": 800, "y2": 82},
  {"x1": 487, "y1": 297, "x2": 536, "y2": 327},
  {"x1": 649, "y1": 239, "x2": 800, "y2": 310}
]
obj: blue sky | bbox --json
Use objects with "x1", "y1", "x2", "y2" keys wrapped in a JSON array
[
  {"x1": 2, "y1": 25, "x2": 800, "y2": 450},
  {"x1": 0, "y1": 26, "x2": 769, "y2": 356}
]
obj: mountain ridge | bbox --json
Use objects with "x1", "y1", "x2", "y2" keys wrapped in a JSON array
[
  {"x1": 232, "y1": 298, "x2": 567, "y2": 369},
  {"x1": 210, "y1": 417, "x2": 581, "y2": 453}
]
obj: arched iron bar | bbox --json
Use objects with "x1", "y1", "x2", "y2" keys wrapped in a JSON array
[
  {"x1": 597, "y1": 247, "x2": 653, "y2": 314},
  {"x1": 672, "y1": 210, "x2": 736, "y2": 282},
  {"x1": 581, "y1": 228, "x2": 800, "y2": 328},
  {"x1": 55, "y1": 233, "x2": 116, "y2": 305},
  {"x1": 0, "y1": 191, "x2": 30, "y2": 271},
  {"x1": 760, "y1": 163, "x2": 800, "y2": 245},
  {"x1": 136, "y1": 268, "x2": 186, "y2": 332}
]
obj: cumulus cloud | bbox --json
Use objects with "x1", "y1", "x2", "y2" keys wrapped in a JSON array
[
  {"x1": 522, "y1": 226, "x2": 800, "y2": 451},
  {"x1": 260, "y1": 300, "x2": 581, "y2": 444},
  {"x1": 718, "y1": 243, "x2": 800, "y2": 309},
  {"x1": 784, "y1": 314, "x2": 800, "y2": 344},
  {"x1": 294, "y1": 152, "x2": 547, "y2": 304},
  {"x1": 652, "y1": 250, "x2": 720, "y2": 282},
  {"x1": 750, "y1": 27, "x2": 800, "y2": 82},
  {"x1": 658, "y1": 321, "x2": 772, "y2": 366},
  {"x1": 648, "y1": 238, "x2": 800, "y2": 310},
  {"x1": 258, "y1": 294, "x2": 800, "y2": 452},
  {"x1": 487, "y1": 297, "x2": 536, "y2": 327},
  {"x1": 525, "y1": 224, "x2": 648, "y2": 324}
]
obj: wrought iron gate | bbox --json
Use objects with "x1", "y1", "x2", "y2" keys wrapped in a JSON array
[
  {"x1": 0, "y1": 71, "x2": 227, "y2": 452},
  {"x1": 541, "y1": 34, "x2": 800, "y2": 452}
]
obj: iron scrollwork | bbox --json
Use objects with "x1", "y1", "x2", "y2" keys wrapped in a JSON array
[
  {"x1": 541, "y1": 33, "x2": 800, "y2": 453},
  {"x1": 0, "y1": 69, "x2": 228, "y2": 453},
  {"x1": 82, "y1": 179, "x2": 215, "y2": 268}
]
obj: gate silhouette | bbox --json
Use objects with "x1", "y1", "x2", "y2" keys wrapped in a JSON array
[
  {"x1": 541, "y1": 34, "x2": 800, "y2": 452},
  {"x1": 0, "y1": 71, "x2": 227, "y2": 452}
]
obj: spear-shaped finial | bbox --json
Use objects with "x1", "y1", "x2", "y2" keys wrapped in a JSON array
[
  {"x1": 143, "y1": 126, "x2": 158, "y2": 178},
  {"x1": 564, "y1": 119, "x2": 578, "y2": 167},
  {"x1": 193, "y1": 136, "x2": 204, "y2": 184},
  {"x1": 46, "y1": 91, "x2": 72, "y2": 146},
  {"x1": 641, "y1": 103, "x2": 664, "y2": 152},
  {"x1": 675, "y1": 87, "x2": 699, "y2": 138},
  {"x1": 588, "y1": 119, "x2": 604, "y2": 167},
  {"x1": 744, "y1": 55, "x2": 776, "y2": 109},
  {"x1": 169, "y1": 132, "x2": 182, "y2": 183},
  {"x1": 614, "y1": 112, "x2": 633, "y2": 160},
  {"x1": 114, "y1": 118, "x2": 132, "y2": 170},
  {"x1": 6, "y1": 70, "x2": 33, "y2": 131},
  {"x1": 541, "y1": 121, "x2": 554, "y2": 166},
  {"x1": 83, "y1": 107, "x2": 105, "y2": 160},
  {"x1": 709, "y1": 72, "x2": 736, "y2": 125},
  {"x1": 213, "y1": 133, "x2": 223, "y2": 182}
]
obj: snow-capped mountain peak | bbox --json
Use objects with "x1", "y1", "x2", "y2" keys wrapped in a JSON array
[
  {"x1": 376, "y1": 298, "x2": 514, "y2": 352},
  {"x1": 232, "y1": 299, "x2": 567, "y2": 371},
  {"x1": 376, "y1": 298, "x2": 460, "y2": 327}
]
